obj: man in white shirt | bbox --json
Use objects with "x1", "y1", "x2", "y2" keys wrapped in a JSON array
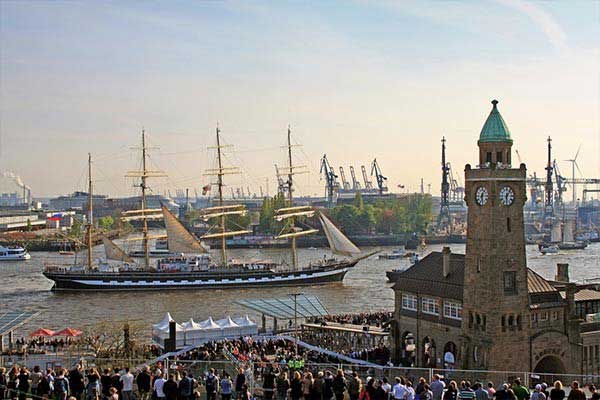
[
  {"x1": 120, "y1": 368, "x2": 134, "y2": 400},
  {"x1": 382, "y1": 378, "x2": 392, "y2": 399},
  {"x1": 393, "y1": 377, "x2": 407, "y2": 400},
  {"x1": 154, "y1": 373, "x2": 167, "y2": 400}
]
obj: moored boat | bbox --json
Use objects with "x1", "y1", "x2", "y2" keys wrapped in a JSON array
[{"x1": 0, "y1": 244, "x2": 31, "y2": 260}]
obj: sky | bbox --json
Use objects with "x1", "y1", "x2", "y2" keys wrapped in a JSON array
[{"x1": 0, "y1": 0, "x2": 599, "y2": 200}]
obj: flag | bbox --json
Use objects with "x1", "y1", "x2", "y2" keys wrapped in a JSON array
[
  {"x1": 48, "y1": 213, "x2": 64, "y2": 221},
  {"x1": 202, "y1": 184, "x2": 211, "y2": 195}
]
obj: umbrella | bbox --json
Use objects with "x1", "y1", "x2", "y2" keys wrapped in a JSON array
[
  {"x1": 29, "y1": 328, "x2": 55, "y2": 337},
  {"x1": 53, "y1": 327, "x2": 83, "y2": 337}
]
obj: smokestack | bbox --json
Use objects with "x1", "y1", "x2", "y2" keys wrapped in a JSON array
[
  {"x1": 555, "y1": 263, "x2": 570, "y2": 283},
  {"x1": 442, "y1": 246, "x2": 451, "y2": 278}
]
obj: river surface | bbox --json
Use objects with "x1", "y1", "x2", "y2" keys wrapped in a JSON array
[{"x1": 1, "y1": 243, "x2": 599, "y2": 337}]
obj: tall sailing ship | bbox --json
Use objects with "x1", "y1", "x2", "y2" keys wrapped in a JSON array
[{"x1": 43, "y1": 128, "x2": 370, "y2": 291}]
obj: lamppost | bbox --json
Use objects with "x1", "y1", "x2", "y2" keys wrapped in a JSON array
[{"x1": 290, "y1": 292, "x2": 303, "y2": 355}]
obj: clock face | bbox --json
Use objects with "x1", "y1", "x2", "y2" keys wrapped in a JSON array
[
  {"x1": 499, "y1": 186, "x2": 515, "y2": 206},
  {"x1": 475, "y1": 187, "x2": 488, "y2": 206}
]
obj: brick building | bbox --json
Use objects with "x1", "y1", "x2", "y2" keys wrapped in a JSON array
[{"x1": 391, "y1": 100, "x2": 600, "y2": 374}]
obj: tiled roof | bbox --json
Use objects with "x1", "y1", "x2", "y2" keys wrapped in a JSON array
[
  {"x1": 479, "y1": 100, "x2": 513, "y2": 144},
  {"x1": 393, "y1": 251, "x2": 563, "y2": 305},
  {"x1": 559, "y1": 289, "x2": 600, "y2": 302}
]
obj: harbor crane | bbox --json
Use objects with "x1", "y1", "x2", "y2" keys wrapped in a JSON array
[
  {"x1": 349, "y1": 166, "x2": 362, "y2": 191},
  {"x1": 370, "y1": 159, "x2": 388, "y2": 194},
  {"x1": 319, "y1": 154, "x2": 339, "y2": 207},
  {"x1": 361, "y1": 165, "x2": 374, "y2": 191},
  {"x1": 338, "y1": 167, "x2": 351, "y2": 191},
  {"x1": 437, "y1": 137, "x2": 451, "y2": 231},
  {"x1": 275, "y1": 164, "x2": 289, "y2": 196}
]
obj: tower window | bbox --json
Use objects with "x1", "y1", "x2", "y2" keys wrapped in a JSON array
[
  {"x1": 497, "y1": 151, "x2": 503, "y2": 163},
  {"x1": 503, "y1": 271, "x2": 517, "y2": 294},
  {"x1": 507, "y1": 217, "x2": 511, "y2": 232},
  {"x1": 486, "y1": 152, "x2": 492, "y2": 163}
]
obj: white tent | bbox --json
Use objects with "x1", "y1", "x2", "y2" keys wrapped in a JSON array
[
  {"x1": 233, "y1": 315, "x2": 258, "y2": 336},
  {"x1": 152, "y1": 314, "x2": 257, "y2": 349},
  {"x1": 216, "y1": 316, "x2": 242, "y2": 337}
]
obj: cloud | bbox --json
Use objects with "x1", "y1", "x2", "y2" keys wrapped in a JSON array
[{"x1": 494, "y1": 0, "x2": 568, "y2": 53}]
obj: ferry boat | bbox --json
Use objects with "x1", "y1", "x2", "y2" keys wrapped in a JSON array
[
  {"x1": 43, "y1": 128, "x2": 371, "y2": 291},
  {"x1": 0, "y1": 245, "x2": 31, "y2": 260}
]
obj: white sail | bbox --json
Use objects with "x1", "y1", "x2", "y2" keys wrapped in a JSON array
[
  {"x1": 102, "y1": 235, "x2": 134, "y2": 263},
  {"x1": 162, "y1": 206, "x2": 208, "y2": 254},
  {"x1": 563, "y1": 220, "x2": 575, "y2": 243},
  {"x1": 275, "y1": 210, "x2": 315, "y2": 221},
  {"x1": 276, "y1": 229, "x2": 319, "y2": 239},
  {"x1": 551, "y1": 222, "x2": 562, "y2": 243},
  {"x1": 319, "y1": 213, "x2": 361, "y2": 256}
]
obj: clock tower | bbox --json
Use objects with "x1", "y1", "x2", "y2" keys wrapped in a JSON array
[{"x1": 461, "y1": 100, "x2": 530, "y2": 370}]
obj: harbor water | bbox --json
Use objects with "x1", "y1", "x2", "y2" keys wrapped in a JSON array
[{"x1": 1, "y1": 243, "x2": 599, "y2": 336}]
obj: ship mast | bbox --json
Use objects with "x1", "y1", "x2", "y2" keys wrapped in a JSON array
[
  {"x1": 141, "y1": 131, "x2": 150, "y2": 270},
  {"x1": 216, "y1": 126, "x2": 227, "y2": 264},
  {"x1": 286, "y1": 126, "x2": 298, "y2": 269},
  {"x1": 124, "y1": 130, "x2": 166, "y2": 270},
  {"x1": 201, "y1": 125, "x2": 251, "y2": 266},
  {"x1": 87, "y1": 153, "x2": 93, "y2": 271}
]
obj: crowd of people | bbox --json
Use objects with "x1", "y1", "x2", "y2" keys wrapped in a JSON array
[
  {"x1": 2, "y1": 360, "x2": 599, "y2": 400},
  {"x1": 309, "y1": 313, "x2": 393, "y2": 328},
  {"x1": 1, "y1": 338, "x2": 80, "y2": 356}
]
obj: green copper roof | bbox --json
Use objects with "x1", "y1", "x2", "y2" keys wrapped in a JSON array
[{"x1": 479, "y1": 99, "x2": 512, "y2": 144}]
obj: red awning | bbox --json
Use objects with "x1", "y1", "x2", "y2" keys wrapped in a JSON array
[
  {"x1": 53, "y1": 327, "x2": 83, "y2": 337},
  {"x1": 29, "y1": 328, "x2": 55, "y2": 337}
]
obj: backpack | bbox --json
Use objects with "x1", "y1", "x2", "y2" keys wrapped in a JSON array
[
  {"x1": 55, "y1": 377, "x2": 66, "y2": 393},
  {"x1": 180, "y1": 377, "x2": 192, "y2": 396},
  {"x1": 205, "y1": 376, "x2": 216, "y2": 393}
]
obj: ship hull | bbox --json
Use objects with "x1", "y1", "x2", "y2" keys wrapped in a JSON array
[{"x1": 43, "y1": 260, "x2": 356, "y2": 291}]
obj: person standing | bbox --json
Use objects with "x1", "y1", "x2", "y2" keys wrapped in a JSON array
[
  {"x1": 549, "y1": 382, "x2": 565, "y2": 400},
  {"x1": 205, "y1": 369, "x2": 219, "y2": 400},
  {"x1": 458, "y1": 382, "x2": 475, "y2": 400},
  {"x1": 163, "y1": 374, "x2": 178, "y2": 400},
  {"x1": 69, "y1": 365, "x2": 85, "y2": 400},
  {"x1": 313, "y1": 373, "x2": 325, "y2": 400},
  {"x1": 0, "y1": 367, "x2": 7, "y2": 400},
  {"x1": 474, "y1": 383, "x2": 489, "y2": 400},
  {"x1": 179, "y1": 371, "x2": 194, "y2": 400},
  {"x1": 392, "y1": 378, "x2": 407, "y2": 400},
  {"x1": 86, "y1": 368, "x2": 101, "y2": 400},
  {"x1": 443, "y1": 381, "x2": 458, "y2": 400},
  {"x1": 221, "y1": 373, "x2": 233, "y2": 400},
  {"x1": 291, "y1": 372, "x2": 303, "y2": 400},
  {"x1": 566, "y1": 382, "x2": 585, "y2": 400},
  {"x1": 263, "y1": 368, "x2": 276, "y2": 400},
  {"x1": 53, "y1": 369, "x2": 70, "y2": 400},
  {"x1": 348, "y1": 373, "x2": 362, "y2": 400},
  {"x1": 511, "y1": 380, "x2": 529, "y2": 400},
  {"x1": 109, "y1": 387, "x2": 119, "y2": 400},
  {"x1": 17, "y1": 367, "x2": 30, "y2": 400},
  {"x1": 430, "y1": 376, "x2": 446, "y2": 400},
  {"x1": 531, "y1": 385, "x2": 546, "y2": 400},
  {"x1": 119, "y1": 368, "x2": 134, "y2": 400},
  {"x1": 31, "y1": 366, "x2": 44, "y2": 397},
  {"x1": 101, "y1": 370, "x2": 113, "y2": 400},
  {"x1": 153, "y1": 373, "x2": 166, "y2": 400},
  {"x1": 486, "y1": 383, "x2": 495, "y2": 400},
  {"x1": 136, "y1": 367, "x2": 152, "y2": 400},
  {"x1": 235, "y1": 369, "x2": 246, "y2": 400},
  {"x1": 277, "y1": 372, "x2": 291, "y2": 400},
  {"x1": 331, "y1": 370, "x2": 346, "y2": 400},
  {"x1": 323, "y1": 371, "x2": 334, "y2": 400}
]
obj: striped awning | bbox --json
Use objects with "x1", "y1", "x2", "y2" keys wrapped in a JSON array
[{"x1": 235, "y1": 295, "x2": 328, "y2": 319}]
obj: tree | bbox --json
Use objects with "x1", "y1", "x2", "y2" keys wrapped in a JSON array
[
  {"x1": 354, "y1": 192, "x2": 364, "y2": 210},
  {"x1": 26, "y1": 219, "x2": 32, "y2": 231},
  {"x1": 98, "y1": 216, "x2": 114, "y2": 231},
  {"x1": 70, "y1": 218, "x2": 82, "y2": 238}
]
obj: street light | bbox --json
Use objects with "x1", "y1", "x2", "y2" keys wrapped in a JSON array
[{"x1": 290, "y1": 292, "x2": 304, "y2": 356}]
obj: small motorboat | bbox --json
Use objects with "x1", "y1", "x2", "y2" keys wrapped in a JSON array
[
  {"x1": 378, "y1": 248, "x2": 406, "y2": 260},
  {"x1": 0, "y1": 245, "x2": 31, "y2": 260},
  {"x1": 539, "y1": 243, "x2": 559, "y2": 254}
]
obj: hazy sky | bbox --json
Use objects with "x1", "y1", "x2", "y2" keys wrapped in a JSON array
[{"x1": 1, "y1": 0, "x2": 598, "y2": 200}]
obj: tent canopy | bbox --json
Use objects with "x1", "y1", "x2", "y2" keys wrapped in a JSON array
[
  {"x1": 54, "y1": 327, "x2": 83, "y2": 337},
  {"x1": 29, "y1": 328, "x2": 55, "y2": 337}
]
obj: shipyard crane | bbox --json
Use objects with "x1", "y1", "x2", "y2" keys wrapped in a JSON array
[
  {"x1": 447, "y1": 163, "x2": 464, "y2": 203},
  {"x1": 338, "y1": 167, "x2": 351, "y2": 191},
  {"x1": 553, "y1": 160, "x2": 568, "y2": 207},
  {"x1": 544, "y1": 137, "x2": 554, "y2": 217},
  {"x1": 274, "y1": 164, "x2": 288, "y2": 195},
  {"x1": 370, "y1": 159, "x2": 388, "y2": 194},
  {"x1": 319, "y1": 154, "x2": 339, "y2": 207},
  {"x1": 437, "y1": 137, "x2": 451, "y2": 231},
  {"x1": 349, "y1": 166, "x2": 362, "y2": 191},
  {"x1": 361, "y1": 165, "x2": 374, "y2": 191}
]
